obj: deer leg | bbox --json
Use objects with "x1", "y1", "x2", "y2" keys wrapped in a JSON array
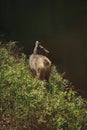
[{"x1": 36, "y1": 68, "x2": 41, "y2": 79}]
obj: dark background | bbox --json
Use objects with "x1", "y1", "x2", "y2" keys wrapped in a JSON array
[{"x1": 0, "y1": 0, "x2": 87, "y2": 98}]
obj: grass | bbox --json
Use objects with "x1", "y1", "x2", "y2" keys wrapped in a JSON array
[{"x1": 0, "y1": 41, "x2": 87, "y2": 130}]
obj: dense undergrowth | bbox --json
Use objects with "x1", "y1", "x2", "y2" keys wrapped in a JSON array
[{"x1": 0, "y1": 42, "x2": 87, "y2": 130}]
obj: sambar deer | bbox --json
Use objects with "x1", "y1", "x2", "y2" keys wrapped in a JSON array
[{"x1": 29, "y1": 41, "x2": 51, "y2": 81}]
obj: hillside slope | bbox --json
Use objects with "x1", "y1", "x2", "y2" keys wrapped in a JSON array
[{"x1": 0, "y1": 42, "x2": 87, "y2": 130}]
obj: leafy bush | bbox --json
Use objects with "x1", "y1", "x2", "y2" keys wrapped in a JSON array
[{"x1": 0, "y1": 42, "x2": 87, "y2": 130}]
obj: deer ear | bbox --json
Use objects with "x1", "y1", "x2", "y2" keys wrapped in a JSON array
[
  {"x1": 39, "y1": 45, "x2": 43, "y2": 49},
  {"x1": 35, "y1": 41, "x2": 40, "y2": 47}
]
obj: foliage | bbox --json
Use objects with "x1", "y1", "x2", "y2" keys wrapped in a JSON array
[{"x1": 0, "y1": 42, "x2": 87, "y2": 130}]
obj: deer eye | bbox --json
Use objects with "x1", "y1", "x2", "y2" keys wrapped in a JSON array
[{"x1": 44, "y1": 60, "x2": 49, "y2": 66}]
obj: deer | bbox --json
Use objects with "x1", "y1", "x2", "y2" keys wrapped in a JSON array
[{"x1": 29, "y1": 41, "x2": 52, "y2": 81}]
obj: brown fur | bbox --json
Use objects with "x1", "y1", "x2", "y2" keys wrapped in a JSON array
[
  {"x1": 29, "y1": 54, "x2": 51, "y2": 81},
  {"x1": 29, "y1": 41, "x2": 51, "y2": 81}
]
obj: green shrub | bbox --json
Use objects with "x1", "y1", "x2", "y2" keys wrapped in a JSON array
[{"x1": 0, "y1": 42, "x2": 87, "y2": 130}]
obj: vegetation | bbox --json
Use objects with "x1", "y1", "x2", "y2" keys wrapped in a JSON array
[{"x1": 0, "y1": 42, "x2": 87, "y2": 130}]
